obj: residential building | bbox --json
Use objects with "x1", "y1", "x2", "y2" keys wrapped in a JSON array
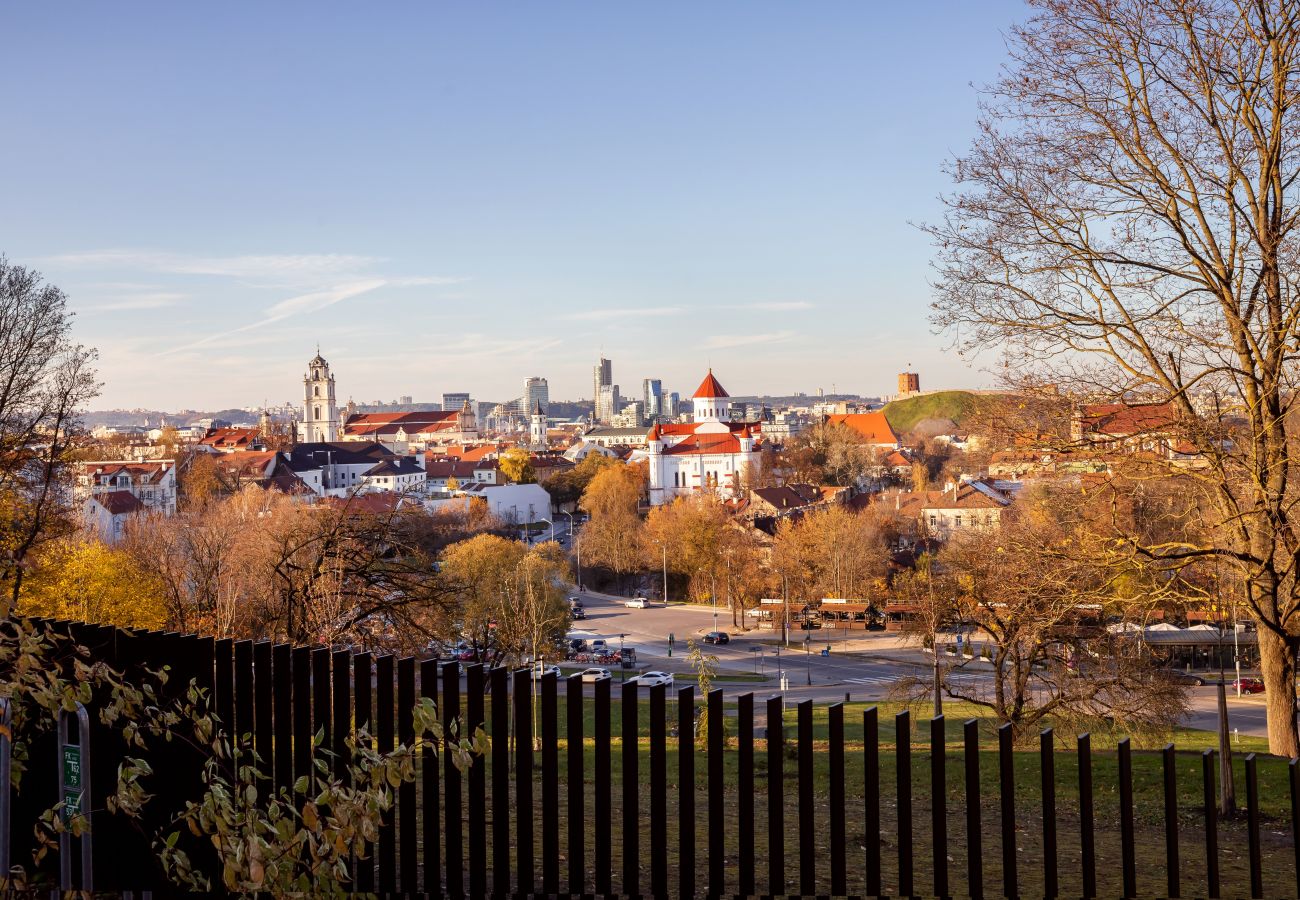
[
  {"x1": 285, "y1": 442, "x2": 426, "y2": 497},
  {"x1": 611, "y1": 401, "x2": 644, "y2": 428},
  {"x1": 824, "y1": 411, "x2": 902, "y2": 451},
  {"x1": 457, "y1": 481, "x2": 553, "y2": 525},
  {"x1": 76, "y1": 460, "x2": 178, "y2": 516},
  {"x1": 582, "y1": 426, "x2": 649, "y2": 448},
  {"x1": 198, "y1": 427, "x2": 263, "y2": 453},
  {"x1": 874, "y1": 478, "x2": 1013, "y2": 539}
]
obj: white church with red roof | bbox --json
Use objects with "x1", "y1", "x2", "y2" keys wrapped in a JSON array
[{"x1": 645, "y1": 369, "x2": 762, "y2": 506}]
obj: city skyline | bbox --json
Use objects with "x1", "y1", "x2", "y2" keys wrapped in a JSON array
[{"x1": 3, "y1": 2, "x2": 1027, "y2": 408}]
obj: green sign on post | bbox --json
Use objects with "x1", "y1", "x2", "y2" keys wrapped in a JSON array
[{"x1": 62, "y1": 745, "x2": 83, "y2": 818}]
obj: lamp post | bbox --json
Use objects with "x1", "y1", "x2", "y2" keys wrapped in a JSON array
[
  {"x1": 804, "y1": 633, "x2": 812, "y2": 685},
  {"x1": 710, "y1": 571, "x2": 718, "y2": 632},
  {"x1": 619, "y1": 633, "x2": 627, "y2": 683},
  {"x1": 661, "y1": 542, "x2": 669, "y2": 605}
]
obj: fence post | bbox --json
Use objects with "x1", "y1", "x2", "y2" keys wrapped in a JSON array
[
  {"x1": 375, "y1": 654, "x2": 396, "y2": 894},
  {"x1": 1118, "y1": 737, "x2": 1135, "y2": 898},
  {"x1": 897, "y1": 708, "x2": 913, "y2": 898},
  {"x1": 594, "y1": 677, "x2": 612, "y2": 896},
  {"x1": 798, "y1": 699, "x2": 815, "y2": 896},
  {"x1": 397, "y1": 657, "x2": 418, "y2": 894},
  {"x1": 932, "y1": 714, "x2": 948, "y2": 900},
  {"x1": 649, "y1": 683, "x2": 668, "y2": 897},
  {"x1": 1246, "y1": 753, "x2": 1262, "y2": 900},
  {"x1": 567, "y1": 673, "x2": 585, "y2": 894},
  {"x1": 57, "y1": 702, "x2": 93, "y2": 893},
  {"x1": 677, "y1": 684, "x2": 695, "y2": 900},
  {"x1": 1202, "y1": 748, "x2": 1219, "y2": 899},
  {"x1": 864, "y1": 706, "x2": 880, "y2": 898},
  {"x1": 1163, "y1": 743, "x2": 1180, "y2": 899},
  {"x1": 829, "y1": 703, "x2": 846, "y2": 897},
  {"x1": 464, "y1": 664, "x2": 486, "y2": 898},
  {"x1": 737, "y1": 692, "x2": 754, "y2": 897},
  {"x1": 621, "y1": 682, "x2": 640, "y2": 898},
  {"x1": 998, "y1": 722, "x2": 1017, "y2": 899},
  {"x1": 1040, "y1": 728, "x2": 1056, "y2": 899},
  {"x1": 709, "y1": 688, "x2": 727, "y2": 895},
  {"x1": 965, "y1": 718, "x2": 983, "y2": 900},
  {"x1": 1290, "y1": 758, "x2": 1300, "y2": 900},
  {"x1": 353, "y1": 652, "x2": 374, "y2": 894},
  {"x1": 767, "y1": 694, "x2": 786, "y2": 896},
  {"x1": 422, "y1": 660, "x2": 442, "y2": 895},
  {"x1": 541, "y1": 672, "x2": 560, "y2": 895},
  {"x1": 489, "y1": 666, "x2": 508, "y2": 894},
  {"x1": 1078, "y1": 732, "x2": 1095, "y2": 898}
]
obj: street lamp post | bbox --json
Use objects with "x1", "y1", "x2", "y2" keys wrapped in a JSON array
[
  {"x1": 619, "y1": 633, "x2": 627, "y2": 683},
  {"x1": 804, "y1": 633, "x2": 812, "y2": 685},
  {"x1": 661, "y1": 543, "x2": 669, "y2": 605}
]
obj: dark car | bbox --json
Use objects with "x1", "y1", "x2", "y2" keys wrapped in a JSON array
[
  {"x1": 571, "y1": 607, "x2": 586, "y2": 620},
  {"x1": 702, "y1": 631, "x2": 730, "y2": 645},
  {"x1": 798, "y1": 620, "x2": 822, "y2": 630}
]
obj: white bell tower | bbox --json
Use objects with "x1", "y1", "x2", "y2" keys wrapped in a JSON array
[
  {"x1": 529, "y1": 399, "x2": 548, "y2": 449},
  {"x1": 300, "y1": 347, "x2": 339, "y2": 443}
]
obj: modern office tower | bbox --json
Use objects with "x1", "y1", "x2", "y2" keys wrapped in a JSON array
[
  {"x1": 597, "y1": 384, "x2": 621, "y2": 424},
  {"x1": 668, "y1": 391, "x2": 681, "y2": 418},
  {"x1": 442, "y1": 392, "x2": 471, "y2": 411},
  {"x1": 643, "y1": 378, "x2": 663, "y2": 419},
  {"x1": 593, "y1": 357, "x2": 612, "y2": 418},
  {"x1": 524, "y1": 376, "x2": 550, "y2": 414}
]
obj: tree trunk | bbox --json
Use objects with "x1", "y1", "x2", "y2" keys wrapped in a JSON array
[{"x1": 1258, "y1": 627, "x2": 1300, "y2": 758}]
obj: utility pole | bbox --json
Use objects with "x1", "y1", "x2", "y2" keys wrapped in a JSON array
[{"x1": 661, "y1": 543, "x2": 668, "y2": 604}]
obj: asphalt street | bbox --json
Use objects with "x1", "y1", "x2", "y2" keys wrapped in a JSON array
[{"x1": 564, "y1": 587, "x2": 1274, "y2": 737}]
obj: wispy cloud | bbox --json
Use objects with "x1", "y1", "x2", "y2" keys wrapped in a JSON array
[
  {"x1": 740, "y1": 301, "x2": 815, "y2": 312},
  {"x1": 40, "y1": 249, "x2": 384, "y2": 281},
  {"x1": 564, "y1": 307, "x2": 684, "y2": 321},
  {"x1": 699, "y1": 331, "x2": 794, "y2": 350},
  {"x1": 79, "y1": 291, "x2": 188, "y2": 312}
]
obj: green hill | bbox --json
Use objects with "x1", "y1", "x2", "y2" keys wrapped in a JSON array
[{"x1": 882, "y1": 391, "x2": 988, "y2": 434}]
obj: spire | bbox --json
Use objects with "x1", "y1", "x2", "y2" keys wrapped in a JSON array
[{"x1": 692, "y1": 368, "x2": 729, "y2": 399}]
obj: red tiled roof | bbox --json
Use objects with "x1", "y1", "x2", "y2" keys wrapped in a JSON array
[
  {"x1": 200, "y1": 427, "x2": 260, "y2": 449},
  {"x1": 692, "y1": 369, "x2": 730, "y2": 399},
  {"x1": 343, "y1": 410, "x2": 461, "y2": 438},
  {"x1": 1077, "y1": 402, "x2": 1179, "y2": 436},
  {"x1": 662, "y1": 433, "x2": 744, "y2": 456},
  {"x1": 825, "y1": 412, "x2": 899, "y2": 446},
  {"x1": 94, "y1": 490, "x2": 144, "y2": 515},
  {"x1": 657, "y1": 422, "x2": 759, "y2": 437}
]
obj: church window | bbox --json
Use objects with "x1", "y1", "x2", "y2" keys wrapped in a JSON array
[
  {"x1": 314, "y1": 386, "x2": 320, "y2": 397},
  {"x1": 314, "y1": 406, "x2": 320, "y2": 419}
]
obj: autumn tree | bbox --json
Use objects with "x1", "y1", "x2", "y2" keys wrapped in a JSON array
[
  {"x1": 772, "y1": 505, "x2": 889, "y2": 609},
  {"x1": 785, "y1": 421, "x2": 874, "y2": 486},
  {"x1": 545, "y1": 453, "x2": 620, "y2": 507},
  {"x1": 0, "y1": 258, "x2": 99, "y2": 613},
  {"x1": 438, "y1": 534, "x2": 569, "y2": 666},
  {"x1": 578, "y1": 462, "x2": 645, "y2": 588},
  {"x1": 18, "y1": 537, "x2": 167, "y2": 628},
  {"x1": 927, "y1": 0, "x2": 1300, "y2": 754},
  {"x1": 497, "y1": 447, "x2": 537, "y2": 484}
]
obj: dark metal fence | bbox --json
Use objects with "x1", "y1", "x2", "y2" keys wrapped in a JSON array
[{"x1": 6, "y1": 618, "x2": 1300, "y2": 897}]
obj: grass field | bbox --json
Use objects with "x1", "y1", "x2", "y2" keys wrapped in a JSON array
[
  {"x1": 408, "y1": 696, "x2": 1297, "y2": 897},
  {"x1": 882, "y1": 390, "x2": 1002, "y2": 434}
]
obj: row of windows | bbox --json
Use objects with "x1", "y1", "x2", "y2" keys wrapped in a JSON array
[{"x1": 929, "y1": 513, "x2": 997, "y2": 528}]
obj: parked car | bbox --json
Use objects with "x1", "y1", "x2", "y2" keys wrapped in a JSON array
[
  {"x1": 580, "y1": 667, "x2": 611, "y2": 683},
  {"x1": 702, "y1": 631, "x2": 730, "y2": 645},
  {"x1": 567, "y1": 596, "x2": 583, "y2": 607},
  {"x1": 1160, "y1": 671, "x2": 1207, "y2": 686},
  {"x1": 571, "y1": 607, "x2": 586, "y2": 620},
  {"x1": 567, "y1": 638, "x2": 589, "y2": 655},
  {"x1": 1234, "y1": 677, "x2": 1265, "y2": 694},
  {"x1": 798, "y1": 620, "x2": 822, "y2": 630},
  {"x1": 630, "y1": 671, "x2": 674, "y2": 688},
  {"x1": 532, "y1": 662, "x2": 561, "y2": 679},
  {"x1": 624, "y1": 597, "x2": 648, "y2": 608},
  {"x1": 590, "y1": 639, "x2": 610, "y2": 655}
]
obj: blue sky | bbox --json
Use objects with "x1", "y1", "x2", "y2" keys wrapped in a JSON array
[{"x1": 3, "y1": 2, "x2": 1026, "y2": 410}]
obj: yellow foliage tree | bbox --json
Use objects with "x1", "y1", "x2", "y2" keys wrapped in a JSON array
[
  {"x1": 498, "y1": 447, "x2": 537, "y2": 484},
  {"x1": 19, "y1": 537, "x2": 168, "y2": 629}
]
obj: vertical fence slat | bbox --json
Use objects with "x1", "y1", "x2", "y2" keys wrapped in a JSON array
[
  {"x1": 650, "y1": 683, "x2": 668, "y2": 898},
  {"x1": 291, "y1": 646, "x2": 312, "y2": 790},
  {"x1": 621, "y1": 681, "x2": 640, "y2": 898},
  {"x1": 738, "y1": 692, "x2": 755, "y2": 897},
  {"x1": 233, "y1": 640, "x2": 253, "y2": 752},
  {"x1": 897, "y1": 708, "x2": 913, "y2": 898},
  {"x1": 214, "y1": 638, "x2": 234, "y2": 738},
  {"x1": 677, "y1": 684, "x2": 695, "y2": 900},
  {"x1": 1118, "y1": 737, "x2": 1136, "y2": 898},
  {"x1": 376, "y1": 654, "x2": 396, "y2": 894},
  {"x1": 1290, "y1": 758, "x2": 1300, "y2": 900},
  {"x1": 1202, "y1": 748, "x2": 1219, "y2": 899},
  {"x1": 353, "y1": 652, "x2": 373, "y2": 893},
  {"x1": 310, "y1": 648, "x2": 330, "y2": 776},
  {"x1": 1163, "y1": 743, "x2": 1180, "y2": 899},
  {"x1": 253, "y1": 641, "x2": 274, "y2": 789},
  {"x1": 594, "y1": 677, "x2": 612, "y2": 896},
  {"x1": 397, "y1": 656, "x2": 416, "y2": 894},
  {"x1": 829, "y1": 702, "x2": 846, "y2": 896},
  {"x1": 1246, "y1": 753, "x2": 1262, "y2": 900},
  {"x1": 420, "y1": 660, "x2": 441, "y2": 895},
  {"x1": 465, "y1": 664, "x2": 486, "y2": 899},
  {"x1": 512, "y1": 667, "x2": 534, "y2": 897},
  {"x1": 798, "y1": 699, "x2": 815, "y2": 896},
  {"x1": 1041, "y1": 728, "x2": 1057, "y2": 899},
  {"x1": 932, "y1": 715, "x2": 948, "y2": 900},
  {"x1": 443, "y1": 661, "x2": 464, "y2": 898},
  {"x1": 766, "y1": 695, "x2": 786, "y2": 896},
  {"x1": 708, "y1": 688, "x2": 725, "y2": 896},
  {"x1": 331, "y1": 650, "x2": 351, "y2": 785},
  {"x1": 272, "y1": 643, "x2": 293, "y2": 799},
  {"x1": 998, "y1": 722, "x2": 1017, "y2": 899},
  {"x1": 489, "y1": 666, "x2": 508, "y2": 894},
  {"x1": 1079, "y1": 732, "x2": 1095, "y2": 898},
  {"x1": 541, "y1": 672, "x2": 560, "y2": 895},
  {"x1": 865, "y1": 705, "x2": 880, "y2": 898},
  {"x1": 965, "y1": 718, "x2": 983, "y2": 900},
  {"x1": 567, "y1": 673, "x2": 585, "y2": 894}
]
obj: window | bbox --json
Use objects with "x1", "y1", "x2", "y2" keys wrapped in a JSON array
[
  {"x1": 314, "y1": 386, "x2": 319, "y2": 397},
  {"x1": 929, "y1": 514, "x2": 937, "y2": 527},
  {"x1": 955, "y1": 515, "x2": 963, "y2": 527}
]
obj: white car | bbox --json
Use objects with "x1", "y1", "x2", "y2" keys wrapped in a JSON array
[
  {"x1": 631, "y1": 671, "x2": 674, "y2": 688},
  {"x1": 624, "y1": 597, "x2": 648, "y2": 608},
  {"x1": 590, "y1": 639, "x2": 610, "y2": 655},
  {"x1": 580, "y1": 667, "x2": 611, "y2": 683},
  {"x1": 532, "y1": 663, "x2": 561, "y2": 679}
]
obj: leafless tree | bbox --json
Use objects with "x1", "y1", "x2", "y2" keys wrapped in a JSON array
[{"x1": 926, "y1": 0, "x2": 1300, "y2": 755}]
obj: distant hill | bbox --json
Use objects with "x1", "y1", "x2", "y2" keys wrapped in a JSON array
[{"x1": 883, "y1": 391, "x2": 999, "y2": 434}]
